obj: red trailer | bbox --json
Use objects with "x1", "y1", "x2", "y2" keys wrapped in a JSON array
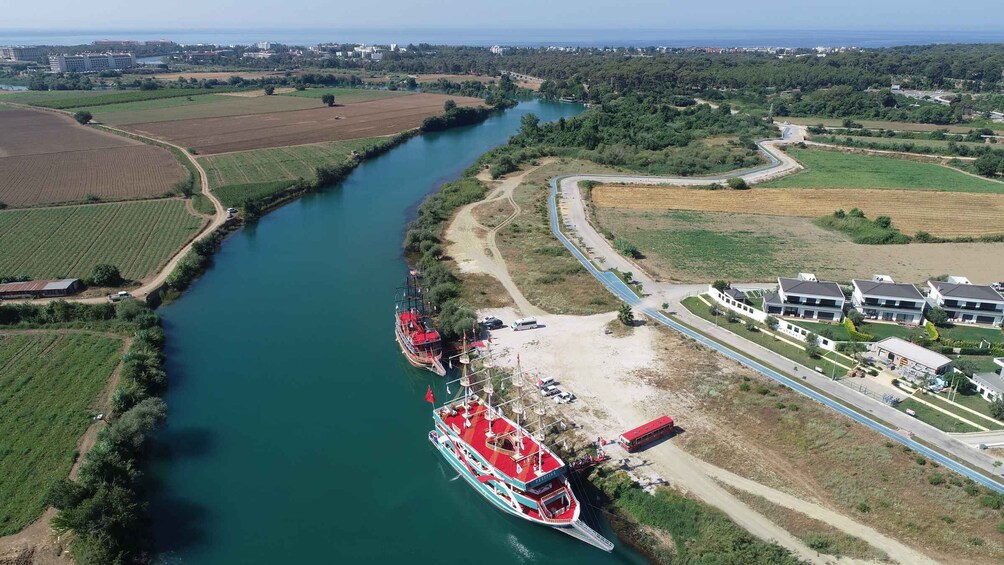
[{"x1": 617, "y1": 415, "x2": 675, "y2": 452}]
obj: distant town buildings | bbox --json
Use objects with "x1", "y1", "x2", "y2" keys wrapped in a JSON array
[
  {"x1": 243, "y1": 51, "x2": 275, "y2": 60},
  {"x1": 255, "y1": 41, "x2": 273, "y2": 50},
  {"x1": 0, "y1": 46, "x2": 42, "y2": 62},
  {"x1": 49, "y1": 52, "x2": 136, "y2": 73},
  {"x1": 490, "y1": 45, "x2": 510, "y2": 55}
]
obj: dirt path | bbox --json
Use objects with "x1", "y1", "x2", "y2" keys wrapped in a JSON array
[
  {"x1": 445, "y1": 161, "x2": 554, "y2": 317},
  {"x1": 474, "y1": 307, "x2": 939, "y2": 564}
]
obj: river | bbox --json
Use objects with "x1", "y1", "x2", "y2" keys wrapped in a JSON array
[{"x1": 150, "y1": 99, "x2": 644, "y2": 564}]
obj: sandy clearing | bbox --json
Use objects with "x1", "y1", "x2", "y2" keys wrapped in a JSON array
[
  {"x1": 476, "y1": 306, "x2": 933, "y2": 564},
  {"x1": 445, "y1": 163, "x2": 556, "y2": 317},
  {"x1": 592, "y1": 184, "x2": 1004, "y2": 238}
]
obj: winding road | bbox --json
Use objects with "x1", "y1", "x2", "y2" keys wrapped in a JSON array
[{"x1": 545, "y1": 129, "x2": 1004, "y2": 495}]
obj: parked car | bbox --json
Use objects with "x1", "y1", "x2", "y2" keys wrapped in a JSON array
[
  {"x1": 540, "y1": 385, "x2": 560, "y2": 397},
  {"x1": 480, "y1": 316, "x2": 504, "y2": 330},
  {"x1": 555, "y1": 392, "x2": 576, "y2": 404},
  {"x1": 537, "y1": 377, "x2": 556, "y2": 389},
  {"x1": 108, "y1": 291, "x2": 132, "y2": 302},
  {"x1": 227, "y1": 207, "x2": 238, "y2": 214},
  {"x1": 512, "y1": 317, "x2": 540, "y2": 331}
]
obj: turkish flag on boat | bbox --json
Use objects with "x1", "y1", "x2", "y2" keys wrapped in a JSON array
[{"x1": 425, "y1": 385, "x2": 435, "y2": 404}]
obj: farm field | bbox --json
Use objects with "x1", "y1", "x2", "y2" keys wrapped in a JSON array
[
  {"x1": 0, "y1": 332, "x2": 124, "y2": 536},
  {"x1": 0, "y1": 199, "x2": 204, "y2": 280},
  {"x1": 761, "y1": 148, "x2": 1004, "y2": 192},
  {"x1": 80, "y1": 93, "x2": 324, "y2": 125},
  {"x1": 591, "y1": 184, "x2": 1004, "y2": 238},
  {"x1": 279, "y1": 87, "x2": 410, "y2": 104},
  {"x1": 594, "y1": 208, "x2": 1004, "y2": 283},
  {"x1": 784, "y1": 116, "x2": 999, "y2": 135},
  {"x1": 812, "y1": 135, "x2": 992, "y2": 154},
  {"x1": 0, "y1": 109, "x2": 187, "y2": 207},
  {"x1": 200, "y1": 137, "x2": 387, "y2": 189},
  {"x1": 0, "y1": 87, "x2": 245, "y2": 109},
  {"x1": 125, "y1": 93, "x2": 483, "y2": 154}
]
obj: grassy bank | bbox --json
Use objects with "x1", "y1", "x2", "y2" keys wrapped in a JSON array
[{"x1": 590, "y1": 468, "x2": 798, "y2": 564}]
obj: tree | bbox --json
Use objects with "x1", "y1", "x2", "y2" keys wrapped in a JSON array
[
  {"x1": 322, "y1": 93, "x2": 335, "y2": 107},
  {"x1": 712, "y1": 280, "x2": 730, "y2": 293},
  {"x1": 520, "y1": 113, "x2": 540, "y2": 138},
  {"x1": 264, "y1": 85, "x2": 275, "y2": 95},
  {"x1": 804, "y1": 332, "x2": 821, "y2": 358},
  {"x1": 614, "y1": 238, "x2": 642, "y2": 259},
  {"x1": 443, "y1": 99, "x2": 457, "y2": 112},
  {"x1": 926, "y1": 306, "x2": 949, "y2": 327},
  {"x1": 991, "y1": 397, "x2": 1004, "y2": 420},
  {"x1": 617, "y1": 304, "x2": 634, "y2": 326},
  {"x1": 90, "y1": 264, "x2": 122, "y2": 287},
  {"x1": 766, "y1": 316, "x2": 779, "y2": 330},
  {"x1": 727, "y1": 177, "x2": 749, "y2": 190},
  {"x1": 848, "y1": 309, "x2": 865, "y2": 326},
  {"x1": 73, "y1": 111, "x2": 92, "y2": 125}
]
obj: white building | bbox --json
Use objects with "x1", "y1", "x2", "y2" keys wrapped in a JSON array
[
  {"x1": 762, "y1": 273, "x2": 846, "y2": 321},
  {"x1": 972, "y1": 358, "x2": 1004, "y2": 402},
  {"x1": 49, "y1": 52, "x2": 136, "y2": 72},
  {"x1": 872, "y1": 337, "x2": 952, "y2": 383},
  {"x1": 0, "y1": 46, "x2": 41, "y2": 62},
  {"x1": 255, "y1": 41, "x2": 272, "y2": 50},
  {"x1": 490, "y1": 45, "x2": 510, "y2": 55},
  {"x1": 927, "y1": 276, "x2": 1004, "y2": 326},
  {"x1": 851, "y1": 276, "x2": 926, "y2": 325}
]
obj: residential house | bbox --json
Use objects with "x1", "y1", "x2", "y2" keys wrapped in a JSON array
[
  {"x1": 762, "y1": 273, "x2": 845, "y2": 321},
  {"x1": 851, "y1": 276, "x2": 926, "y2": 325},
  {"x1": 927, "y1": 276, "x2": 1004, "y2": 326},
  {"x1": 723, "y1": 287, "x2": 747, "y2": 304},
  {"x1": 971, "y1": 358, "x2": 1004, "y2": 402}
]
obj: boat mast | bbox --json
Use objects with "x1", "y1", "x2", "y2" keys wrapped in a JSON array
[
  {"x1": 482, "y1": 346, "x2": 497, "y2": 439},
  {"x1": 511, "y1": 356, "x2": 525, "y2": 451},
  {"x1": 459, "y1": 336, "x2": 472, "y2": 427}
]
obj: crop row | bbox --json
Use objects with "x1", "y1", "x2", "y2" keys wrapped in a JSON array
[
  {"x1": 1, "y1": 87, "x2": 247, "y2": 110},
  {"x1": 0, "y1": 332, "x2": 124, "y2": 536},
  {"x1": 0, "y1": 200, "x2": 204, "y2": 280}
]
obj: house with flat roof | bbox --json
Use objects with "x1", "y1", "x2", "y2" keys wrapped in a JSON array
[
  {"x1": 851, "y1": 277, "x2": 926, "y2": 325},
  {"x1": 762, "y1": 273, "x2": 845, "y2": 321},
  {"x1": 927, "y1": 277, "x2": 1004, "y2": 326},
  {"x1": 872, "y1": 337, "x2": 952, "y2": 383},
  {"x1": 972, "y1": 358, "x2": 1004, "y2": 402}
]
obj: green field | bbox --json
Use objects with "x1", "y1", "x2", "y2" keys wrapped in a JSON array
[
  {"x1": 856, "y1": 322, "x2": 925, "y2": 341},
  {"x1": 762, "y1": 148, "x2": 1004, "y2": 193},
  {"x1": 191, "y1": 194, "x2": 216, "y2": 215},
  {"x1": 791, "y1": 320, "x2": 853, "y2": 341},
  {"x1": 83, "y1": 93, "x2": 323, "y2": 125},
  {"x1": 200, "y1": 137, "x2": 386, "y2": 189},
  {"x1": 279, "y1": 87, "x2": 410, "y2": 104},
  {"x1": 0, "y1": 332, "x2": 123, "y2": 536},
  {"x1": 0, "y1": 200, "x2": 204, "y2": 280},
  {"x1": 897, "y1": 398, "x2": 980, "y2": 433},
  {"x1": 213, "y1": 181, "x2": 297, "y2": 208},
  {"x1": 938, "y1": 324, "x2": 1004, "y2": 343},
  {"x1": 785, "y1": 117, "x2": 998, "y2": 135},
  {"x1": 0, "y1": 87, "x2": 246, "y2": 110},
  {"x1": 681, "y1": 296, "x2": 847, "y2": 376}
]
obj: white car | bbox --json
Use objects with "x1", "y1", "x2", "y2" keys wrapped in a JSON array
[
  {"x1": 554, "y1": 392, "x2": 575, "y2": 404},
  {"x1": 540, "y1": 385, "x2": 560, "y2": 397},
  {"x1": 227, "y1": 207, "x2": 238, "y2": 214},
  {"x1": 108, "y1": 291, "x2": 132, "y2": 302}
]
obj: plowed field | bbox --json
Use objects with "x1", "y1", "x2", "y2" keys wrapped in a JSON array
[
  {"x1": 0, "y1": 109, "x2": 186, "y2": 207},
  {"x1": 125, "y1": 93, "x2": 483, "y2": 154},
  {"x1": 592, "y1": 185, "x2": 1004, "y2": 238}
]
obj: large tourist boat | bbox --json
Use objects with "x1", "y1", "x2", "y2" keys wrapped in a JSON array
[
  {"x1": 395, "y1": 271, "x2": 446, "y2": 376},
  {"x1": 427, "y1": 344, "x2": 614, "y2": 552}
]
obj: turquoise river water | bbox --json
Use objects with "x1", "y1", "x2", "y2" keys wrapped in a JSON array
[{"x1": 150, "y1": 100, "x2": 646, "y2": 564}]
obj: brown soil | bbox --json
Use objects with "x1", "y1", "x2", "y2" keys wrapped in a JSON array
[
  {"x1": 125, "y1": 93, "x2": 484, "y2": 154},
  {"x1": 0, "y1": 109, "x2": 186, "y2": 207},
  {"x1": 592, "y1": 184, "x2": 1004, "y2": 238}
]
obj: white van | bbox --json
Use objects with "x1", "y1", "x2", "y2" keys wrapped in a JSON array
[
  {"x1": 537, "y1": 377, "x2": 556, "y2": 389},
  {"x1": 511, "y1": 318, "x2": 539, "y2": 331}
]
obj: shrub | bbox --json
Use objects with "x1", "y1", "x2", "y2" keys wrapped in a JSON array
[
  {"x1": 765, "y1": 316, "x2": 779, "y2": 330},
  {"x1": 727, "y1": 177, "x2": 749, "y2": 190},
  {"x1": 614, "y1": 238, "x2": 642, "y2": 259},
  {"x1": 916, "y1": 456, "x2": 927, "y2": 466},
  {"x1": 926, "y1": 306, "x2": 949, "y2": 327},
  {"x1": 726, "y1": 311, "x2": 739, "y2": 323},
  {"x1": 980, "y1": 494, "x2": 1004, "y2": 509},
  {"x1": 739, "y1": 382, "x2": 751, "y2": 392},
  {"x1": 990, "y1": 397, "x2": 1004, "y2": 420},
  {"x1": 856, "y1": 502, "x2": 871, "y2": 513},
  {"x1": 617, "y1": 304, "x2": 634, "y2": 326},
  {"x1": 73, "y1": 111, "x2": 92, "y2": 125},
  {"x1": 745, "y1": 320, "x2": 757, "y2": 332},
  {"x1": 712, "y1": 280, "x2": 729, "y2": 293},
  {"x1": 89, "y1": 264, "x2": 123, "y2": 287},
  {"x1": 928, "y1": 473, "x2": 945, "y2": 485},
  {"x1": 925, "y1": 321, "x2": 940, "y2": 341}
]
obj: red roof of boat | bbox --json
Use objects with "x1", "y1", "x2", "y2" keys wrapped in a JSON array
[
  {"x1": 398, "y1": 310, "x2": 440, "y2": 345},
  {"x1": 620, "y1": 416, "x2": 674, "y2": 442},
  {"x1": 440, "y1": 401, "x2": 563, "y2": 483}
]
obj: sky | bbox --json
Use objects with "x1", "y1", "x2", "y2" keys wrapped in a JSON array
[{"x1": 2, "y1": 0, "x2": 1003, "y2": 32}]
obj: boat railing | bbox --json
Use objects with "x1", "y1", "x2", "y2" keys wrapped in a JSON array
[{"x1": 572, "y1": 519, "x2": 615, "y2": 551}]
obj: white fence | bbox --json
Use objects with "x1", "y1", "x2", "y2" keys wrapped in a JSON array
[{"x1": 707, "y1": 286, "x2": 838, "y2": 352}]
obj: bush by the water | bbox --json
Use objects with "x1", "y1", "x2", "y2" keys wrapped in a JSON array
[{"x1": 591, "y1": 468, "x2": 798, "y2": 564}]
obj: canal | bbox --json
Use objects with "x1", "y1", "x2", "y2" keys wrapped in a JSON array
[{"x1": 150, "y1": 99, "x2": 643, "y2": 564}]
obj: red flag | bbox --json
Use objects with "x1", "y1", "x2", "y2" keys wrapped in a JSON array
[{"x1": 425, "y1": 385, "x2": 435, "y2": 404}]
